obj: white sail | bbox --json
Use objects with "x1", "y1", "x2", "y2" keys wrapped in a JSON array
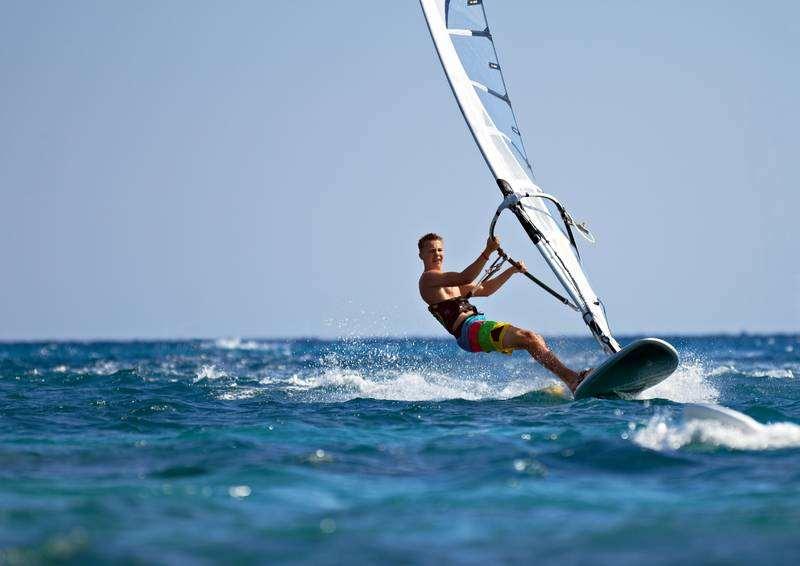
[{"x1": 420, "y1": 0, "x2": 620, "y2": 353}]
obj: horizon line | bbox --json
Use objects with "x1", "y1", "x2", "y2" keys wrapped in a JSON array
[{"x1": 1, "y1": 330, "x2": 798, "y2": 345}]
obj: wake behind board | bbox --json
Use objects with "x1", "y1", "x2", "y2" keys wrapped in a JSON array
[{"x1": 574, "y1": 338, "x2": 679, "y2": 400}]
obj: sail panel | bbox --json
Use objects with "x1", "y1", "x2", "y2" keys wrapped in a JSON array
[{"x1": 420, "y1": 0, "x2": 619, "y2": 352}]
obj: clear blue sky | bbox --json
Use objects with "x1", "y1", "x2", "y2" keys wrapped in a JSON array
[{"x1": 1, "y1": 1, "x2": 797, "y2": 340}]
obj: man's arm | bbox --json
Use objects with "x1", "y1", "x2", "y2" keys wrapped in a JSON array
[
  {"x1": 422, "y1": 238, "x2": 499, "y2": 288},
  {"x1": 423, "y1": 252, "x2": 490, "y2": 287},
  {"x1": 467, "y1": 262, "x2": 524, "y2": 297}
]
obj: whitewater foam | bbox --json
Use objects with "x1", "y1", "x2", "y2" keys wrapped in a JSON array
[
  {"x1": 633, "y1": 411, "x2": 800, "y2": 451},
  {"x1": 707, "y1": 365, "x2": 737, "y2": 377},
  {"x1": 79, "y1": 360, "x2": 120, "y2": 376},
  {"x1": 706, "y1": 364, "x2": 794, "y2": 379},
  {"x1": 209, "y1": 337, "x2": 291, "y2": 354},
  {"x1": 274, "y1": 368, "x2": 557, "y2": 403},
  {"x1": 217, "y1": 387, "x2": 260, "y2": 401},
  {"x1": 194, "y1": 364, "x2": 227, "y2": 383},
  {"x1": 749, "y1": 368, "x2": 794, "y2": 379},
  {"x1": 636, "y1": 359, "x2": 719, "y2": 404}
]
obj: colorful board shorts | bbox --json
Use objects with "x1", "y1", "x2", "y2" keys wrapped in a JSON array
[{"x1": 456, "y1": 314, "x2": 514, "y2": 355}]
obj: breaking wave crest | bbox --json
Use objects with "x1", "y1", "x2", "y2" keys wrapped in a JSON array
[
  {"x1": 207, "y1": 337, "x2": 292, "y2": 354},
  {"x1": 707, "y1": 364, "x2": 794, "y2": 379},
  {"x1": 633, "y1": 412, "x2": 800, "y2": 452}
]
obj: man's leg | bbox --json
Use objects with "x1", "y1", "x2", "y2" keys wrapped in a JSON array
[{"x1": 501, "y1": 325, "x2": 585, "y2": 391}]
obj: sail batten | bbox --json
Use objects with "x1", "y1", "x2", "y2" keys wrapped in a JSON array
[{"x1": 420, "y1": 0, "x2": 620, "y2": 353}]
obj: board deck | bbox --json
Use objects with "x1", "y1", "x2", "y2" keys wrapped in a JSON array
[{"x1": 573, "y1": 338, "x2": 679, "y2": 400}]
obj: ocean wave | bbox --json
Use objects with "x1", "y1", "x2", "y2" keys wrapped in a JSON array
[
  {"x1": 78, "y1": 360, "x2": 121, "y2": 376},
  {"x1": 707, "y1": 365, "x2": 737, "y2": 377},
  {"x1": 217, "y1": 387, "x2": 260, "y2": 401},
  {"x1": 194, "y1": 364, "x2": 228, "y2": 383},
  {"x1": 749, "y1": 368, "x2": 794, "y2": 379},
  {"x1": 633, "y1": 412, "x2": 800, "y2": 452},
  {"x1": 207, "y1": 337, "x2": 291, "y2": 354},
  {"x1": 706, "y1": 365, "x2": 794, "y2": 379},
  {"x1": 271, "y1": 369, "x2": 559, "y2": 403}
]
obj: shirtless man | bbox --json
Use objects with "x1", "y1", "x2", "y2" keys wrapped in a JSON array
[{"x1": 418, "y1": 232, "x2": 588, "y2": 392}]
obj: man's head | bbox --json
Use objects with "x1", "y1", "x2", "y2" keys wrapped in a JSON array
[{"x1": 418, "y1": 232, "x2": 444, "y2": 270}]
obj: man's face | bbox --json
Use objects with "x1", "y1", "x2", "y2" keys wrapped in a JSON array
[{"x1": 420, "y1": 239, "x2": 444, "y2": 268}]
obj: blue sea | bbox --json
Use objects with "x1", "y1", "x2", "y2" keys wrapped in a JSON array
[{"x1": 1, "y1": 335, "x2": 799, "y2": 564}]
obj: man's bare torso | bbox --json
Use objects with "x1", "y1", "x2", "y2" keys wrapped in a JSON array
[{"x1": 418, "y1": 276, "x2": 464, "y2": 306}]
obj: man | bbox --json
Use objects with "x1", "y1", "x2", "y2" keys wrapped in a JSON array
[{"x1": 418, "y1": 232, "x2": 588, "y2": 392}]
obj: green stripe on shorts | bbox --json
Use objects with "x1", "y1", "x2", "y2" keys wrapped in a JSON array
[{"x1": 478, "y1": 321, "x2": 497, "y2": 352}]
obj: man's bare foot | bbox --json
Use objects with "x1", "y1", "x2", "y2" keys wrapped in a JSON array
[{"x1": 568, "y1": 369, "x2": 592, "y2": 393}]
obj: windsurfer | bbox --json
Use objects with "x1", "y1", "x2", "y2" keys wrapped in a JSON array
[{"x1": 418, "y1": 232, "x2": 589, "y2": 392}]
